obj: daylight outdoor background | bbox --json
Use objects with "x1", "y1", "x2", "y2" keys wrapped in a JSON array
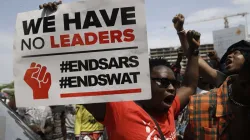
[{"x1": 0, "y1": 0, "x2": 249, "y2": 84}]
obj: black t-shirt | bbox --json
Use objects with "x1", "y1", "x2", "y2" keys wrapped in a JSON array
[{"x1": 215, "y1": 70, "x2": 227, "y2": 88}]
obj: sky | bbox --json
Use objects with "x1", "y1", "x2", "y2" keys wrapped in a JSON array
[{"x1": 0, "y1": 0, "x2": 250, "y2": 84}]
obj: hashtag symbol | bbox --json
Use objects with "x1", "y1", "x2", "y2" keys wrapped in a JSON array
[
  {"x1": 59, "y1": 77, "x2": 69, "y2": 89},
  {"x1": 60, "y1": 61, "x2": 70, "y2": 73}
]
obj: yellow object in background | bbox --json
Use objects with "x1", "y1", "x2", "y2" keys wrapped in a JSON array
[{"x1": 74, "y1": 105, "x2": 104, "y2": 136}]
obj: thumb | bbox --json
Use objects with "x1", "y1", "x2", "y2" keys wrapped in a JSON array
[
  {"x1": 192, "y1": 38, "x2": 200, "y2": 48},
  {"x1": 44, "y1": 72, "x2": 52, "y2": 85}
]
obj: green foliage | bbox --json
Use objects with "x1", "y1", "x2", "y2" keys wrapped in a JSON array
[{"x1": 0, "y1": 81, "x2": 14, "y2": 99}]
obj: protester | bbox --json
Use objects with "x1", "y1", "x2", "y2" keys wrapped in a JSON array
[
  {"x1": 83, "y1": 32, "x2": 200, "y2": 140},
  {"x1": 183, "y1": 40, "x2": 250, "y2": 140},
  {"x1": 65, "y1": 105, "x2": 77, "y2": 140},
  {"x1": 173, "y1": 14, "x2": 227, "y2": 88},
  {"x1": 17, "y1": 106, "x2": 51, "y2": 139},
  {"x1": 171, "y1": 49, "x2": 183, "y2": 82},
  {"x1": 75, "y1": 105, "x2": 104, "y2": 140},
  {"x1": 46, "y1": 106, "x2": 66, "y2": 140}
]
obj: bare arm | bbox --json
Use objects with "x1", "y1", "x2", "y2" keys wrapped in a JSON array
[
  {"x1": 177, "y1": 31, "x2": 200, "y2": 111},
  {"x1": 40, "y1": 1, "x2": 107, "y2": 123},
  {"x1": 173, "y1": 14, "x2": 225, "y2": 87}
]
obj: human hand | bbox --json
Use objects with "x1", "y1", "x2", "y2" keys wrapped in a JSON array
[
  {"x1": 172, "y1": 14, "x2": 185, "y2": 32},
  {"x1": 30, "y1": 125, "x2": 42, "y2": 133},
  {"x1": 39, "y1": 0, "x2": 62, "y2": 11},
  {"x1": 186, "y1": 30, "x2": 200, "y2": 51},
  {"x1": 24, "y1": 62, "x2": 51, "y2": 99}
]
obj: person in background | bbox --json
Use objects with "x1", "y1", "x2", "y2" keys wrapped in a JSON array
[
  {"x1": 174, "y1": 14, "x2": 227, "y2": 88},
  {"x1": 75, "y1": 105, "x2": 104, "y2": 140},
  {"x1": 173, "y1": 12, "x2": 250, "y2": 140},
  {"x1": 171, "y1": 49, "x2": 183, "y2": 83},
  {"x1": 65, "y1": 105, "x2": 77, "y2": 140},
  {"x1": 184, "y1": 40, "x2": 250, "y2": 140},
  {"x1": 17, "y1": 106, "x2": 52, "y2": 139},
  {"x1": 46, "y1": 106, "x2": 66, "y2": 140}
]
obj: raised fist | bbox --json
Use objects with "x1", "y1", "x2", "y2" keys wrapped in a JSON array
[
  {"x1": 24, "y1": 62, "x2": 51, "y2": 100},
  {"x1": 39, "y1": 0, "x2": 62, "y2": 10},
  {"x1": 172, "y1": 14, "x2": 185, "y2": 32},
  {"x1": 187, "y1": 30, "x2": 201, "y2": 50}
]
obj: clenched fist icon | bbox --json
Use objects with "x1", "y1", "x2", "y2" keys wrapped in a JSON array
[{"x1": 24, "y1": 62, "x2": 52, "y2": 99}]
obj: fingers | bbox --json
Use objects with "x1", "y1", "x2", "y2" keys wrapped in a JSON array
[
  {"x1": 38, "y1": 66, "x2": 47, "y2": 81},
  {"x1": 172, "y1": 13, "x2": 185, "y2": 23},
  {"x1": 178, "y1": 14, "x2": 184, "y2": 19},
  {"x1": 39, "y1": 1, "x2": 62, "y2": 10},
  {"x1": 172, "y1": 16, "x2": 177, "y2": 23},
  {"x1": 44, "y1": 72, "x2": 52, "y2": 85},
  {"x1": 30, "y1": 62, "x2": 36, "y2": 68},
  {"x1": 187, "y1": 30, "x2": 200, "y2": 41},
  {"x1": 192, "y1": 38, "x2": 200, "y2": 47},
  {"x1": 193, "y1": 31, "x2": 201, "y2": 41},
  {"x1": 186, "y1": 30, "x2": 193, "y2": 42},
  {"x1": 24, "y1": 67, "x2": 40, "y2": 82},
  {"x1": 33, "y1": 64, "x2": 41, "y2": 78},
  {"x1": 186, "y1": 30, "x2": 201, "y2": 48}
]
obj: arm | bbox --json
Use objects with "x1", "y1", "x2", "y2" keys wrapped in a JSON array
[
  {"x1": 176, "y1": 30, "x2": 200, "y2": 111},
  {"x1": 175, "y1": 50, "x2": 183, "y2": 65},
  {"x1": 178, "y1": 31, "x2": 219, "y2": 86},
  {"x1": 40, "y1": 1, "x2": 107, "y2": 123},
  {"x1": 173, "y1": 14, "x2": 225, "y2": 87}
]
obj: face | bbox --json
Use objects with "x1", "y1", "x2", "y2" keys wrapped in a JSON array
[
  {"x1": 225, "y1": 50, "x2": 245, "y2": 73},
  {"x1": 146, "y1": 65, "x2": 177, "y2": 113}
]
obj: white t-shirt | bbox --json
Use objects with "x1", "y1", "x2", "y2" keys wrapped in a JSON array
[{"x1": 196, "y1": 88, "x2": 208, "y2": 94}]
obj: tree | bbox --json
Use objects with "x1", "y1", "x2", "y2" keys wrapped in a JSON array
[{"x1": 0, "y1": 81, "x2": 15, "y2": 99}]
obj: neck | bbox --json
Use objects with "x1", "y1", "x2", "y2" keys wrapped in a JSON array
[{"x1": 136, "y1": 101, "x2": 167, "y2": 116}]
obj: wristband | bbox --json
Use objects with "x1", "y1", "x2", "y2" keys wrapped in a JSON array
[
  {"x1": 177, "y1": 30, "x2": 185, "y2": 34},
  {"x1": 192, "y1": 49, "x2": 199, "y2": 56}
]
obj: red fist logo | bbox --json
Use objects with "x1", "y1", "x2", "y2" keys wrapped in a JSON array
[{"x1": 24, "y1": 62, "x2": 52, "y2": 100}]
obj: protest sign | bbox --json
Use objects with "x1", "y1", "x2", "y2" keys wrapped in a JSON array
[{"x1": 14, "y1": 0, "x2": 151, "y2": 107}]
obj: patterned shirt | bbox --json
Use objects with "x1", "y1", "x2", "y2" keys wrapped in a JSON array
[
  {"x1": 184, "y1": 77, "x2": 234, "y2": 140},
  {"x1": 17, "y1": 106, "x2": 51, "y2": 129},
  {"x1": 45, "y1": 106, "x2": 65, "y2": 140}
]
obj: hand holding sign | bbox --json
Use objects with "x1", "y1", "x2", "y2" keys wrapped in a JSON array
[
  {"x1": 39, "y1": 0, "x2": 62, "y2": 10},
  {"x1": 24, "y1": 62, "x2": 51, "y2": 99}
]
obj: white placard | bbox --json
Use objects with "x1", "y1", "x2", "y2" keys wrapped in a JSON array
[
  {"x1": 213, "y1": 25, "x2": 247, "y2": 58},
  {"x1": 14, "y1": 0, "x2": 151, "y2": 107}
]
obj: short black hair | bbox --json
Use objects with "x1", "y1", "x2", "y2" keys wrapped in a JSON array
[{"x1": 149, "y1": 58, "x2": 172, "y2": 72}]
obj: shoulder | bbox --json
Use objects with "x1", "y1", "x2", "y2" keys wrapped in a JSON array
[
  {"x1": 216, "y1": 70, "x2": 227, "y2": 87},
  {"x1": 107, "y1": 101, "x2": 134, "y2": 110},
  {"x1": 189, "y1": 89, "x2": 218, "y2": 111},
  {"x1": 103, "y1": 101, "x2": 134, "y2": 125}
]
